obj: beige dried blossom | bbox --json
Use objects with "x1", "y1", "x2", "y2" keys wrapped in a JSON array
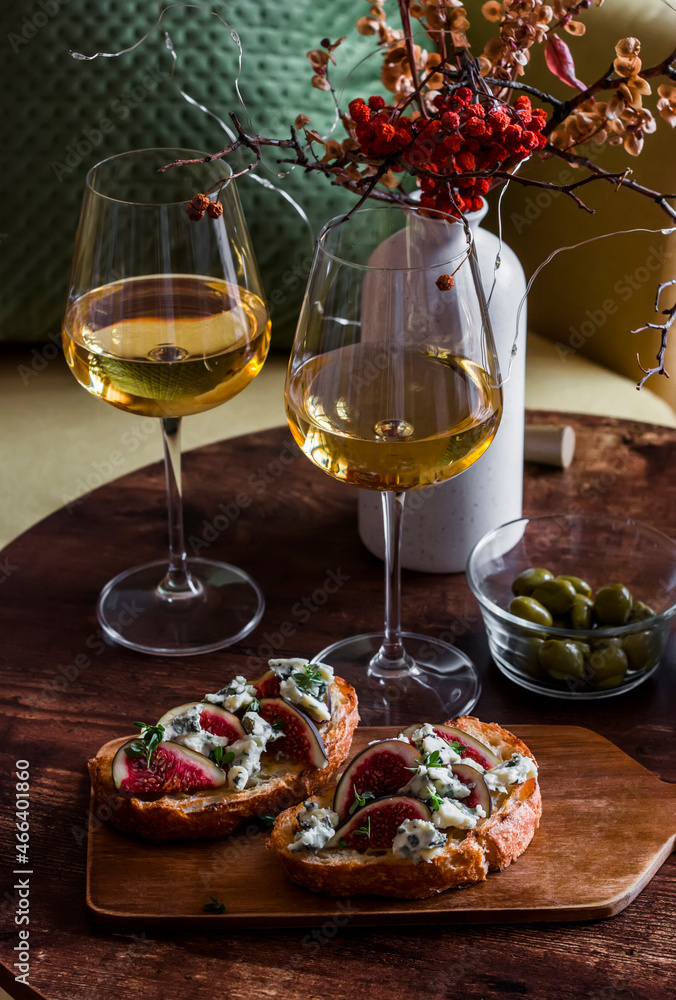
[
  {"x1": 311, "y1": 75, "x2": 331, "y2": 92},
  {"x1": 564, "y1": 20, "x2": 585, "y2": 36},
  {"x1": 552, "y1": 95, "x2": 656, "y2": 157},
  {"x1": 657, "y1": 84, "x2": 676, "y2": 127},
  {"x1": 612, "y1": 37, "x2": 651, "y2": 110},
  {"x1": 480, "y1": 0, "x2": 551, "y2": 78},
  {"x1": 482, "y1": 1, "x2": 503, "y2": 23}
]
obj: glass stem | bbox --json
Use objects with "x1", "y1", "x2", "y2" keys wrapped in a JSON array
[
  {"x1": 375, "y1": 490, "x2": 410, "y2": 670},
  {"x1": 159, "y1": 417, "x2": 199, "y2": 598}
]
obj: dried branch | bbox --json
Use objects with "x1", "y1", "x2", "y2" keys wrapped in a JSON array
[
  {"x1": 548, "y1": 146, "x2": 676, "y2": 221},
  {"x1": 398, "y1": 0, "x2": 428, "y2": 118},
  {"x1": 158, "y1": 113, "x2": 310, "y2": 176},
  {"x1": 632, "y1": 280, "x2": 676, "y2": 387}
]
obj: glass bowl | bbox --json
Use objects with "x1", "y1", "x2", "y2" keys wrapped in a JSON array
[{"x1": 466, "y1": 513, "x2": 676, "y2": 699}]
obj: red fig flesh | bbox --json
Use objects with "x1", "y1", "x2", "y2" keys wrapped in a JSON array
[
  {"x1": 157, "y1": 702, "x2": 245, "y2": 742},
  {"x1": 451, "y1": 763, "x2": 492, "y2": 817},
  {"x1": 259, "y1": 697, "x2": 328, "y2": 768},
  {"x1": 112, "y1": 740, "x2": 226, "y2": 795},
  {"x1": 333, "y1": 795, "x2": 433, "y2": 853},
  {"x1": 252, "y1": 670, "x2": 281, "y2": 699},
  {"x1": 401, "y1": 724, "x2": 501, "y2": 770},
  {"x1": 333, "y1": 740, "x2": 422, "y2": 821}
]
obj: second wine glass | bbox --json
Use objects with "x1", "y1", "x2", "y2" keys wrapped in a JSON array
[
  {"x1": 63, "y1": 148, "x2": 270, "y2": 655},
  {"x1": 285, "y1": 206, "x2": 502, "y2": 723}
]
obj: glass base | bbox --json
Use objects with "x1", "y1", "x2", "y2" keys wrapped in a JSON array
[
  {"x1": 97, "y1": 557, "x2": 264, "y2": 656},
  {"x1": 312, "y1": 632, "x2": 481, "y2": 727}
]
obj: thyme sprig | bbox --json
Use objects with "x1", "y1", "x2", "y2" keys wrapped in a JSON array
[{"x1": 124, "y1": 722, "x2": 165, "y2": 768}]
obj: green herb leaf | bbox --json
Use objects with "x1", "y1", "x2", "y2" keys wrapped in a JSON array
[
  {"x1": 248, "y1": 697, "x2": 261, "y2": 713},
  {"x1": 422, "y1": 749, "x2": 442, "y2": 768},
  {"x1": 256, "y1": 813, "x2": 276, "y2": 830},
  {"x1": 202, "y1": 895, "x2": 226, "y2": 914},
  {"x1": 428, "y1": 790, "x2": 443, "y2": 812},
  {"x1": 211, "y1": 746, "x2": 235, "y2": 768},
  {"x1": 338, "y1": 837, "x2": 348, "y2": 848},
  {"x1": 355, "y1": 816, "x2": 371, "y2": 840},
  {"x1": 291, "y1": 664, "x2": 323, "y2": 693},
  {"x1": 272, "y1": 720, "x2": 285, "y2": 731},
  {"x1": 125, "y1": 722, "x2": 165, "y2": 767},
  {"x1": 348, "y1": 786, "x2": 376, "y2": 815},
  {"x1": 450, "y1": 740, "x2": 468, "y2": 754}
]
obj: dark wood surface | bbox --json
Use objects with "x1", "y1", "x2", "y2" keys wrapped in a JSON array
[{"x1": 1, "y1": 410, "x2": 676, "y2": 999}]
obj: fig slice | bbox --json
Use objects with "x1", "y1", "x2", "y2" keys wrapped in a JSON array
[
  {"x1": 401, "y1": 724, "x2": 501, "y2": 769},
  {"x1": 158, "y1": 701, "x2": 245, "y2": 742},
  {"x1": 332, "y1": 739, "x2": 422, "y2": 821},
  {"x1": 451, "y1": 763, "x2": 492, "y2": 818},
  {"x1": 112, "y1": 740, "x2": 226, "y2": 796},
  {"x1": 332, "y1": 795, "x2": 433, "y2": 853},
  {"x1": 251, "y1": 670, "x2": 280, "y2": 699},
  {"x1": 258, "y1": 698, "x2": 329, "y2": 769}
]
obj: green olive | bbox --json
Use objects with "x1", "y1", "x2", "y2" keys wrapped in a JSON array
[
  {"x1": 509, "y1": 596, "x2": 553, "y2": 627},
  {"x1": 587, "y1": 642, "x2": 628, "y2": 685},
  {"x1": 570, "y1": 594, "x2": 593, "y2": 630},
  {"x1": 538, "y1": 639, "x2": 586, "y2": 679},
  {"x1": 596, "y1": 675, "x2": 626, "y2": 690},
  {"x1": 519, "y1": 637, "x2": 545, "y2": 678},
  {"x1": 623, "y1": 630, "x2": 663, "y2": 672},
  {"x1": 627, "y1": 601, "x2": 656, "y2": 624},
  {"x1": 593, "y1": 584, "x2": 633, "y2": 626},
  {"x1": 558, "y1": 575, "x2": 592, "y2": 598},
  {"x1": 531, "y1": 578, "x2": 577, "y2": 616},
  {"x1": 512, "y1": 567, "x2": 554, "y2": 597}
]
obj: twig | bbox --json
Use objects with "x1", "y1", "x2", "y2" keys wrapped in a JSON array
[
  {"x1": 158, "y1": 113, "x2": 310, "y2": 174},
  {"x1": 398, "y1": 0, "x2": 428, "y2": 118},
  {"x1": 548, "y1": 147, "x2": 676, "y2": 221},
  {"x1": 632, "y1": 280, "x2": 676, "y2": 387}
]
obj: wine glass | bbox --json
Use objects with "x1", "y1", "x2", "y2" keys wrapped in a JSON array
[
  {"x1": 285, "y1": 206, "x2": 502, "y2": 723},
  {"x1": 63, "y1": 148, "x2": 270, "y2": 655}
]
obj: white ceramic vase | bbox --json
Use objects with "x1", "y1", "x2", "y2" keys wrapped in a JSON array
[{"x1": 358, "y1": 202, "x2": 527, "y2": 573}]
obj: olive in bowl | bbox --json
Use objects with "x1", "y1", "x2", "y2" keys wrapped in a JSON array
[{"x1": 467, "y1": 513, "x2": 676, "y2": 700}]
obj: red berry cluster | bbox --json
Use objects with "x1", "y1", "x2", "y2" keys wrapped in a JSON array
[{"x1": 348, "y1": 90, "x2": 548, "y2": 216}]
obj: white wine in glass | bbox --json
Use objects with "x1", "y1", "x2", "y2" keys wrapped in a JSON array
[
  {"x1": 63, "y1": 148, "x2": 271, "y2": 655},
  {"x1": 285, "y1": 206, "x2": 502, "y2": 723}
]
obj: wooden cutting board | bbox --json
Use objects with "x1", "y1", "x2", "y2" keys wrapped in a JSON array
[{"x1": 86, "y1": 725, "x2": 676, "y2": 928}]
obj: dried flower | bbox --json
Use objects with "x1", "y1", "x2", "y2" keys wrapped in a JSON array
[{"x1": 657, "y1": 84, "x2": 676, "y2": 127}]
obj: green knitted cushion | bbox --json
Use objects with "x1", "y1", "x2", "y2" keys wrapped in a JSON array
[{"x1": 1, "y1": 0, "x2": 370, "y2": 347}]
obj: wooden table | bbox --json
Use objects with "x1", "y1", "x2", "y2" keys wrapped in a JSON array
[{"x1": 1, "y1": 411, "x2": 675, "y2": 1000}]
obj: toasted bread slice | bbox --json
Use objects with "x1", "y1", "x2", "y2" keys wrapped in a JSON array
[
  {"x1": 268, "y1": 716, "x2": 542, "y2": 899},
  {"x1": 88, "y1": 677, "x2": 359, "y2": 842}
]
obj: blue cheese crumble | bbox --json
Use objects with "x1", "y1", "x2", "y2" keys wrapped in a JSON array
[
  {"x1": 162, "y1": 705, "x2": 231, "y2": 758},
  {"x1": 270, "y1": 658, "x2": 333, "y2": 723},
  {"x1": 288, "y1": 801, "x2": 339, "y2": 852},
  {"x1": 432, "y1": 798, "x2": 486, "y2": 830},
  {"x1": 400, "y1": 764, "x2": 471, "y2": 802},
  {"x1": 203, "y1": 676, "x2": 257, "y2": 713},
  {"x1": 392, "y1": 820, "x2": 447, "y2": 862},
  {"x1": 484, "y1": 754, "x2": 538, "y2": 794}
]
